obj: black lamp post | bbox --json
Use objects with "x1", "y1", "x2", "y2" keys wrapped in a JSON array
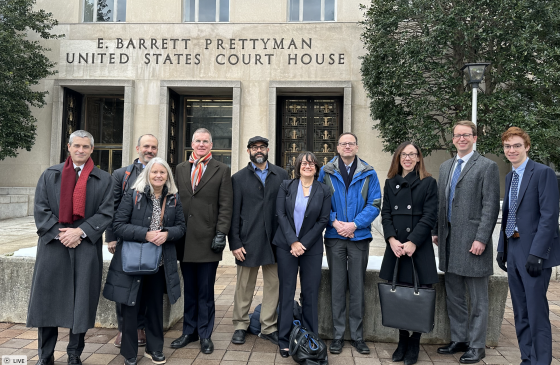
[{"x1": 461, "y1": 62, "x2": 490, "y2": 150}]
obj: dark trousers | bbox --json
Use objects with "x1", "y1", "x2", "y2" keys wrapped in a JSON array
[
  {"x1": 38, "y1": 327, "x2": 85, "y2": 359},
  {"x1": 180, "y1": 261, "x2": 219, "y2": 339},
  {"x1": 277, "y1": 248, "x2": 323, "y2": 349},
  {"x1": 325, "y1": 238, "x2": 370, "y2": 340},
  {"x1": 120, "y1": 268, "x2": 166, "y2": 360},
  {"x1": 507, "y1": 236, "x2": 552, "y2": 365},
  {"x1": 116, "y1": 299, "x2": 147, "y2": 332}
]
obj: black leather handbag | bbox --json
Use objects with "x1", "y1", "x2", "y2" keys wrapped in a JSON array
[
  {"x1": 121, "y1": 196, "x2": 166, "y2": 275},
  {"x1": 378, "y1": 257, "x2": 436, "y2": 333},
  {"x1": 288, "y1": 320, "x2": 328, "y2": 365}
]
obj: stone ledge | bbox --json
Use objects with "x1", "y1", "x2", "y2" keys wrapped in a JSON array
[
  {"x1": 318, "y1": 268, "x2": 508, "y2": 346},
  {"x1": 0, "y1": 256, "x2": 183, "y2": 330},
  {"x1": 0, "y1": 202, "x2": 28, "y2": 220}
]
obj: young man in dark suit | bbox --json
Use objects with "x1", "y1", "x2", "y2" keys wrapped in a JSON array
[{"x1": 497, "y1": 127, "x2": 560, "y2": 365}]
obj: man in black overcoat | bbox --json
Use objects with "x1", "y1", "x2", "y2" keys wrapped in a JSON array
[
  {"x1": 105, "y1": 134, "x2": 159, "y2": 347},
  {"x1": 228, "y1": 136, "x2": 289, "y2": 345},
  {"x1": 27, "y1": 130, "x2": 113, "y2": 365}
]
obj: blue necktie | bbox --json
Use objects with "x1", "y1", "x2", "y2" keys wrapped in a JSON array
[
  {"x1": 505, "y1": 171, "x2": 520, "y2": 238},
  {"x1": 447, "y1": 159, "x2": 464, "y2": 222}
]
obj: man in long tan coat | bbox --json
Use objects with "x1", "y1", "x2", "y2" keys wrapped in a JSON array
[{"x1": 171, "y1": 128, "x2": 233, "y2": 355}]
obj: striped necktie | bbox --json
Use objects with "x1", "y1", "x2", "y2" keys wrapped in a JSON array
[{"x1": 447, "y1": 159, "x2": 464, "y2": 222}]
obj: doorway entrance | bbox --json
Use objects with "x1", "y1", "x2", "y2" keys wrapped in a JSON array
[{"x1": 276, "y1": 97, "x2": 342, "y2": 178}]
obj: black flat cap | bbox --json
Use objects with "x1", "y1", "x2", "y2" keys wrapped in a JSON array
[{"x1": 247, "y1": 136, "x2": 269, "y2": 148}]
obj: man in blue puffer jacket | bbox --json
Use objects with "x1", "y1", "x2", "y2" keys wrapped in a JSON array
[{"x1": 318, "y1": 132, "x2": 381, "y2": 355}]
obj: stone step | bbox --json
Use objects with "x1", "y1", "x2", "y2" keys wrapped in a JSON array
[{"x1": 0, "y1": 195, "x2": 30, "y2": 220}]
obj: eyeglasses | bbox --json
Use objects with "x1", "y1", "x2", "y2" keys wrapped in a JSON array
[
  {"x1": 250, "y1": 145, "x2": 267, "y2": 152},
  {"x1": 400, "y1": 153, "x2": 418, "y2": 159},
  {"x1": 452, "y1": 133, "x2": 473, "y2": 139},
  {"x1": 503, "y1": 144, "x2": 524, "y2": 150},
  {"x1": 338, "y1": 142, "x2": 357, "y2": 147},
  {"x1": 301, "y1": 161, "x2": 316, "y2": 167},
  {"x1": 193, "y1": 139, "x2": 211, "y2": 145}
]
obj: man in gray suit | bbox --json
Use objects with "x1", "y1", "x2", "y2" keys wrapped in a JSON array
[{"x1": 432, "y1": 120, "x2": 500, "y2": 364}]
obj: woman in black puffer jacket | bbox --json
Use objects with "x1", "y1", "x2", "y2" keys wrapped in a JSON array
[{"x1": 104, "y1": 157, "x2": 186, "y2": 365}]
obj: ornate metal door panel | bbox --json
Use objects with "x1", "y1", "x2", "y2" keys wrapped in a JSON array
[
  {"x1": 167, "y1": 90, "x2": 180, "y2": 173},
  {"x1": 278, "y1": 97, "x2": 342, "y2": 178},
  {"x1": 60, "y1": 88, "x2": 82, "y2": 162}
]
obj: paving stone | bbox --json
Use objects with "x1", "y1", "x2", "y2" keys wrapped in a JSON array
[
  {"x1": 15, "y1": 331, "x2": 38, "y2": 340},
  {"x1": 170, "y1": 348, "x2": 200, "y2": 359},
  {"x1": 0, "y1": 330, "x2": 26, "y2": 338},
  {"x1": 222, "y1": 350, "x2": 250, "y2": 361},
  {"x1": 248, "y1": 351, "x2": 276, "y2": 362},
  {"x1": 482, "y1": 355, "x2": 510, "y2": 364},
  {"x1": 0, "y1": 339, "x2": 34, "y2": 348},
  {"x1": 83, "y1": 354, "x2": 118, "y2": 364},
  {"x1": 86, "y1": 335, "x2": 112, "y2": 344},
  {"x1": 95, "y1": 343, "x2": 121, "y2": 355},
  {"x1": 0, "y1": 324, "x2": 14, "y2": 329},
  {"x1": 191, "y1": 360, "x2": 220, "y2": 365},
  {"x1": 195, "y1": 349, "x2": 226, "y2": 360}
]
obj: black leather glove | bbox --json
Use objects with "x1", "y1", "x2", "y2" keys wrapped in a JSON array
[
  {"x1": 496, "y1": 252, "x2": 507, "y2": 272},
  {"x1": 211, "y1": 231, "x2": 227, "y2": 253},
  {"x1": 525, "y1": 254, "x2": 543, "y2": 277}
]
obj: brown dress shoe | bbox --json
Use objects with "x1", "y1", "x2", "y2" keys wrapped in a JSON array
[
  {"x1": 114, "y1": 332, "x2": 122, "y2": 348},
  {"x1": 138, "y1": 329, "x2": 146, "y2": 346}
]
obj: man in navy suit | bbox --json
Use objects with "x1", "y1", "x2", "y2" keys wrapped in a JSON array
[{"x1": 497, "y1": 127, "x2": 560, "y2": 365}]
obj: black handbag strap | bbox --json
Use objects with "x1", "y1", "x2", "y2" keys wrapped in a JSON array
[{"x1": 391, "y1": 256, "x2": 420, "y2": 294}]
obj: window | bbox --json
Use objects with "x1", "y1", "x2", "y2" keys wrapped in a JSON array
[
  {"x1": 184, "y1": 0, "x2": 229, "y2": 22},
  {"x1": 289, "y1": 0, "x2": 335, "y2": 22},
  {"x1": 84, "y1": 96, "x2": 124, "y2": 173},
  {"x1": 83, "y1": 0, "x2": 126, "y2": 22},
  {"x1": 183, "y1": 98, "x2": 232, "y2": 167}
]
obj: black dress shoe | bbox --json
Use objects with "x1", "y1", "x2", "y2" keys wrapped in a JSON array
[
  {"x1": 351, "y1": 340, "x2": 370, "y2": 354},
  {"x1": 259, "y1": 331, "x2": 279, "y2": 345},
  {"x1": 35, "y1": 356, "x2": 54, "y2": 365},
  {"x1": 200, "y1": 338, "x2": 214, "y2": 354},
  {"x1": 144, "y1": 350, "x2": 166, "y2": 364},
  {"x1": 459, "y1": 348, "x2": 485, "y2": 364},
  {"x1": 232, "y1": 329, "x2": 246, "y2": 344},
  {"x1": 329, "y1": 338, "x2": 344, "y2": 354},
  {"x1": 67, "y1": 354, "x2": 82, "y2": 365},
  {"x1": 279, "y1": 349, "x2": 290, "y2": 358},
  {"x1": 170, "y1": 333, "x2": 199, "y2": 349},
  {"x1": 124, "y1": 357, "x2": 137, "y2": 365},
  {"x1": 437, "y1": 341, "x2": 469, "y2": 355}
]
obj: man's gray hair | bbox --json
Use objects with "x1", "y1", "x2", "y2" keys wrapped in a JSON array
[
  {"x1": 137, "y1": 134, "x2": 159, "y2": 147},
  {"x1": 132, "y1": 157, "x2": 178, "y2": 195},
  {"x1": 69, "y1": 130, "x2": 94, "y2": 147},
  {"x1": 191, "y1": 128, "x2": 213, "y2": 142}
]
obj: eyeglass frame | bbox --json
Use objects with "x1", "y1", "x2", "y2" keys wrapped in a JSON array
[
  {"x1": 338, "y1": 142, "x2": 357, "y2": 147},
  {"x1": 301, "y1": 161, "x2": 316, "y2": 167},
  {"x1": 400, "y1": 153, "x2": 418, "y2": 159},
  {"x1": 249, "y1": 144, "x2": 268, "y2": 152},
  {"x1": 452, "y1": 133, "x2": 474, "y2": 139},
  {"x1": 503, "y1": 143, "x2": 525, "y2": 150}
]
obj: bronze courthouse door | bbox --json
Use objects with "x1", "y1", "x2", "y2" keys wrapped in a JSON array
[{"x1": 277, "y1": 97, "x2": 342, "y2": 178}]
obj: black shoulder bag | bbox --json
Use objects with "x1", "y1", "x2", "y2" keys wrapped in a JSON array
[
  {"x1": 378, "y1": 257, "x2": 436, "y2": 333},
  {"x1": 288, "y1": 320, "x2": 328, "y2": 365}
]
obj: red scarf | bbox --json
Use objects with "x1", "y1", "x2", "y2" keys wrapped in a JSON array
[
  {"x1": 59, "y1": 157, "x2": 94, "y2": 224},
  {"x1": 189, "y1": 151, "x2": 212, "y2": 191}
]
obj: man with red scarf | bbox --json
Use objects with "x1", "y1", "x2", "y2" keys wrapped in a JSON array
[
  {"x1": 173, "y1": 128, "x2": 233, "y2": 355},
  {"x1": 27, "y1": 130, "x2": 113, "y2": 365}
]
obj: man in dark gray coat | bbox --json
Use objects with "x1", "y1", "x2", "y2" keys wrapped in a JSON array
[
  {"x1": 105, "y1": 134, "x2": 158, "y2": 348},
  {"x1": 229, "y1": 136, "x2": 289, "y2": 346},
  {"x1": 27, "y1": 130, "x2": 113, "y2": 365},
  {"x1": 432, "y1": 121, "x2": 500, "y2": 364}
]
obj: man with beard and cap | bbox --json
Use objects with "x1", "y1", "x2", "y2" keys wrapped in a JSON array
[
  {"x1": 27, "y1": 130, "x2": 113, "y2": 365},
  {"x1": 229, "y1": 136, "x2": 289, "y2": 345},
  {"x1": 105, "y1": 134, "x2": 159, "y2": 348}
]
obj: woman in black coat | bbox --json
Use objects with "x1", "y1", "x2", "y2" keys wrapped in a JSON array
[
  {"x1": 380, "y1": 142, "x2": 438, "y2": 365},
  {"x1": 272, "y1": 152, "x2": 331, "y2": 358},
  {"x1": 104, "y1": 157, "x2": 186, "y2": 365}
]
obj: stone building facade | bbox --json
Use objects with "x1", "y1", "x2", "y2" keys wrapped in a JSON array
[{"x1": 0, "y1": 0, "x2": 511, "y2": 218}]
